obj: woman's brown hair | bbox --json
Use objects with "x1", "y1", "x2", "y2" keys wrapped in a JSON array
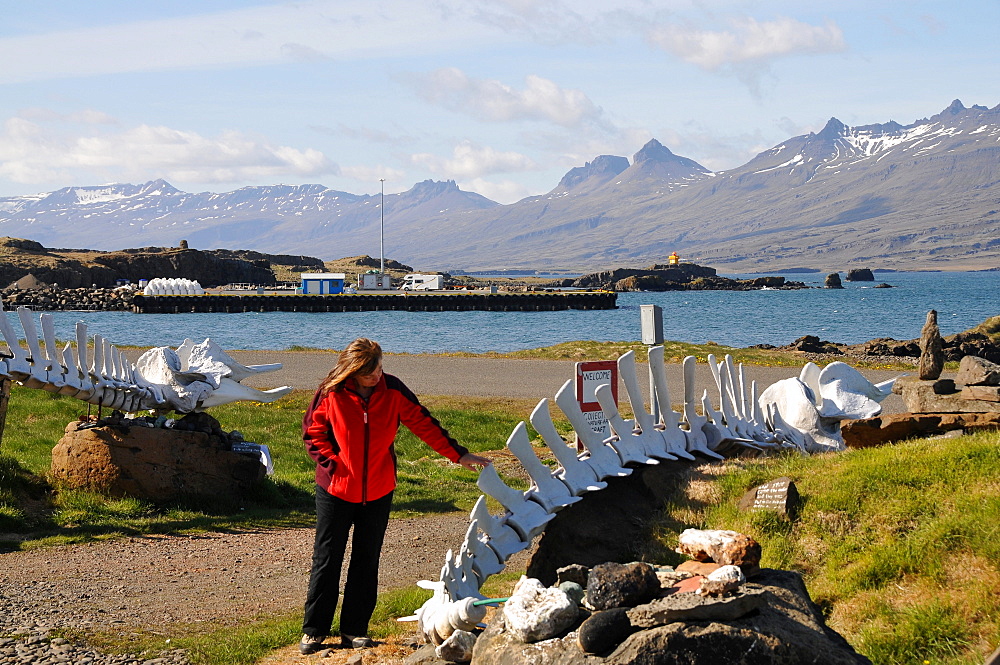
[{"x1": 317, "y1": 338, "x2": 383, "y2": 395}]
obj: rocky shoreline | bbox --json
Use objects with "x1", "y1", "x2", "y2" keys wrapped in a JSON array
[{"x1": 769, "y1": 332, "x2": 1000, "y2": 364}]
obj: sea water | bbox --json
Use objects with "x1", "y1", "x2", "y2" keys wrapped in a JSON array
[{"x1": 16, "y1": 271, "x2": 1000, "y2": 354}]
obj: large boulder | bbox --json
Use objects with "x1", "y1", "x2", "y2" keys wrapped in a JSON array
[
  {"x1": 845, "y1": 268, "x2": 875, "y2": 281},
  {"x1": 585, "y1": 562, "x2": 660, "y2": 611},
  {"x1": 785, "y1": 335, "x2": 844, "y2": 354},
  {"x1": 50, "y1": 415, "x2": 265, "y2": 503},
  {"x1": 503, "y1": 577, "x2": 578, "y2": 643},
  {"x1": 956, "y1": 355, "x2": 1000, "y2": 386}
]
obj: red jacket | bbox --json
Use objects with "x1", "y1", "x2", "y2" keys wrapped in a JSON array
[{"x1": 303, "y1": 373, "x2": 468, "y2": 503}]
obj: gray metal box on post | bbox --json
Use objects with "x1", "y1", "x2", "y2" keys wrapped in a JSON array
[
  {"x1": 640, "y1": 304, "x2": 664, "y2": 345},
  {"x1": 641, "y1": 304, "x2": 664, "y2": 422}
]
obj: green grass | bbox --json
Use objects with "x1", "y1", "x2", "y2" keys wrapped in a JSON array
[
  {"x1": 645, "y1": 429, "x2": 1000, "y2": 665},
  {"x1": 966, "y1": 315, "x2": 1000, "y2": 342},
  {"x1": 0, "y1": 387, "x2": 548, "y2": 547},
  {"x1": 271, "y1": 338, "x2": 919, "y2": 370},
  {"x1": 443, "y1": 339, "x2": 918, "y2": 370}
]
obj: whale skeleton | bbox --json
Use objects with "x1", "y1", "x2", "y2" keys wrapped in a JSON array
[
  {"x1": 1, "y1": 300, "x2": 897, "y2": 642},
  {"x1": 406, "y1": 347, "x2": 899, "y2": 644},
  {"x1": 0, "y1": 299, "x2": 291, "y2": 413}
]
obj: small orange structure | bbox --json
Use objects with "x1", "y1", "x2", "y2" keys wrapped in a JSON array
[{"x1": 668, "y1": 251, "x2": 680, "y2": 265}]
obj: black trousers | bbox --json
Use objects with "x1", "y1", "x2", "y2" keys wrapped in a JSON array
[{"x1": 302, "y1": 485, "x2": 393, "y2": 637}]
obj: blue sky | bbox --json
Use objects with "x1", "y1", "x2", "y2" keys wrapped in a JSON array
[{"x1": 1, "y1": 0, "x2": 997, "y2": 203}]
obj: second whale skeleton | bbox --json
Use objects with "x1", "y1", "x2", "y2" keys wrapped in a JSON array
[
  {"x1": 0, "y1": 299, "x2": 291, "y2": 413},
  {"x1": 409, "y1": 348, "x2": 898, "y2": 645}
]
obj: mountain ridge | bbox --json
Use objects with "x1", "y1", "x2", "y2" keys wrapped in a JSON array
[{"x1": 1, "y1": 99, "x2": 997, "y2": 272}]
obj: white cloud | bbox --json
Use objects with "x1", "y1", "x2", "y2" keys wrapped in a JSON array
[
  {"x1": 279, "y1": 42, "x2": 331, "y2": 62},
  {"x1": 413, "y1": 68, "x2": 606, "y2": 128},
  {"x1": 0, "y1": 1, "x2": 504, "y2": 84},
  {"x1": 460, "y1": 177, "x2": 533, "y2": 204},
  {"x1": 0, "y1": 113, "x2": 337, "y2": 186},
  {"x1": 519, "y1": 125, "x2": 651, "y2": 168},
  {"x1": 647, "y1": 16, "x2": 846, "y2": 70},
  {"x1": 339, "y1": 165, "x2": 407, "y2": 188},
  {"x1": 465, "y1": 0, "x2": 596, "y2": 43},
  {"x1": 410, "y1": 141, "x2": 537, "y2": 179}
]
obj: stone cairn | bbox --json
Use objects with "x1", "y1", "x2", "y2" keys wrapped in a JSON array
[
  {"x1": 411, "y1": 527, "x2": 867, "y2": 664},
  {"x1": 406, "y1": 347, "x2": 897, "y2": 662},
  {"x1": 918, "y1": 309, "x2": 944, "y2": 380}
]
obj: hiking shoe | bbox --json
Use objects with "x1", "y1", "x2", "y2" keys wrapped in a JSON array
[
  {"x1": 341, "y1": 634, "x2": 376, "y2": 649},
  {"x1": 299, "y1": 634, "x2": 327, "y2": 654}
]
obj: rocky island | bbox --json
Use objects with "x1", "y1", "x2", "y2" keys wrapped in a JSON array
[{"x1": 566, "y1": 262, "x2": 808, "y2": 291}]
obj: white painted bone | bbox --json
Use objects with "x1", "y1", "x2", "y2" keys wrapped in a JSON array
[
  {"x1": 0, "y1": 300, "x2": 290, "y2": 414},
  {"x1": 595, "y1": 383, "x2": 658, "y2": 466},
  {"x1": 506, "y1": 421, "x2": 581, "y2": 514},
  {"x1": 16, "y1": 307, "x2": 48, "y2": 389},
  {"x1": 695, "y1": 390, "x2": 727, "y2": 459},
  {"x1": 460, "y1": 520, "x2": 505, "y2": 582},
  {"x1": 615, "y1": 351, "x2": 672, "y2": 461},
  {"x1": 416, "y1": 347, "x2": 906, "y2": 645},
  {"x1": 529, "y1": 399, "x2": 607, "y2": 496},
  {"x1": 39, "y1": 313, "x2": 64, "y2": 393},
  {"x1": 554, "y1": 379, "x2": 631, "y2": 480},
  {"x1": 680, "y1": 357, "x2": 721, "y2": 458},
  {"x1": 647, "y1": 346, "x2": 695, "y2": 460},
  {"x1": 0, "y1": 302, "x2": 31, "y2": 380},
  {"x1": 57, "y1": 343, "x2": 83, "y2": 396},
  {"x1": 468, "y1": 495, "x2": 529, "y2": 563},
  {"x1": 440, "y1": 548, "x2": 482, "y2": 602},
  {"x1": 706, "y1": 356, "x2": 756, "y2": 450},
  {"x1": 476, "y1": 464, "x2": 555, "y2": 542}
]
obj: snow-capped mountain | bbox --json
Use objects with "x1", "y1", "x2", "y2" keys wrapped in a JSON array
[{"x1": 1, "y1": 99, "x2": 997, "y2": 271}]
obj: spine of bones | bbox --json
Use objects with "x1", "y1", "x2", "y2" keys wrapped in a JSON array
[
  {"x1": 408, "y1": 347, "x2": 897, "y2": 645},
  {"x1": 0, "y1": 298, "x2": 291, "y2": 413}
]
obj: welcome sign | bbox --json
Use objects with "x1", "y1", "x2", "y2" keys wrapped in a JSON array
[{"x1": 575, "y1": 360, "x2": 618, "y2": 439}]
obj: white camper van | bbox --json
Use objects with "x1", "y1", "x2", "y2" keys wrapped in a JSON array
[{"x1": 399, "y1": 274, "x2": 444, "y2": 291}]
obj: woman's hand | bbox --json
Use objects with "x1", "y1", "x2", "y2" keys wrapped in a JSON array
[{"x1": 457, "y1": 453, "x2": 492, "y2": 471}]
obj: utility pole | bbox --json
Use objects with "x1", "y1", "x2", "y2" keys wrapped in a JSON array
[{"x1": 379, "y1": 178, "x2": 385, "y2": 275}]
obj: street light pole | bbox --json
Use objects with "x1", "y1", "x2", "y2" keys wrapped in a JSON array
[{"x1": 379, "y1": 178, "x2": 385, "y2": 276}]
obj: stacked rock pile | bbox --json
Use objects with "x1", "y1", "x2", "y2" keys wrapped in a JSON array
[
  {"x1": 406, "y1": 529, "x2": 869, "y2": 665},
  {"x1": 0, "y1": 285, "x2": 137, "y2": 311}
]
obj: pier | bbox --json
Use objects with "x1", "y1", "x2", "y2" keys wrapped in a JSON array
[{"x1": 131, "y1": 291, "x2": 617, "y2": 313}]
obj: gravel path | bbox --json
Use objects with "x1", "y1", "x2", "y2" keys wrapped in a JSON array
[
  {"x1": 231, "y1": 350, "x2": 911, "y2": 414},
  {"x1": 0, "y1": 514, "x2": 531, "y2": 664},
  {"x1": 1, "y1": 352, "x2": 914, "y2": 664}
]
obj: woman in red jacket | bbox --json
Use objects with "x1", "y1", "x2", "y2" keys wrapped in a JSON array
[{"x1": 299, "y1": 338, "x2": 490, "y2": 654}]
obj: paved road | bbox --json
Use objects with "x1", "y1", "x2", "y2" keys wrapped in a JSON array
[{"x1": 231, "y1": 350, "x2": 908, "y2": 414}]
